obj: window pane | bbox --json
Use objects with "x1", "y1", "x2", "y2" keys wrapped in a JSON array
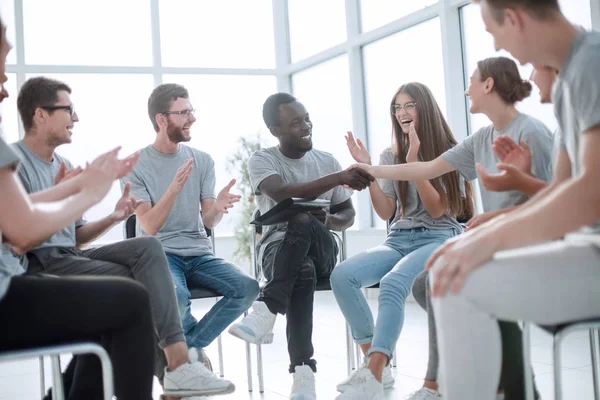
[
  {"x1": 0, "y1": 0, "x2": 17, "y2": 64},
  {"x1": 360, "y1": 0, "x2": 438, "y2": 32},
  {"x1": 461, "y1": 0, "x2": 591, "y2": 135},
  {"x1": 292, "y1": 55, "x2": 362, "y2": 229},
  {"x1": 288, "y1": 0, "x2": 346, "y2": 62},
  {"x1": 461, "y1": 4, "x2": 558, "y2": 134},
  {"x1": 162, "y1": 74, "x2": 277, "y2": 235},
  {"x1": 23, "y1": 0, "x2": 152, "y2": 66},
  {"x1": 363, "y1": 18, "x2": 446, "y2": 228},
  {"x1": 0, "y1": 73, "x2": 19, "y2": 143},
  {"x1": 159, "y1": 0, "x2": 275, "y2": 68},
  {"x1": 25, "y1": 73, "x2": 155, "y2": 243}
]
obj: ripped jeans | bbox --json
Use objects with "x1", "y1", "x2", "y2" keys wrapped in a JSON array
[{"x1": 259, "y1": 212, "x2": 338, "y2": 373}]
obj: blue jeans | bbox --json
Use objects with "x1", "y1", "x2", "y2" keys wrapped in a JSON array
[
  {"x1": 166, "y1": 253, "x2": 259, "y2": 349},
  {"x1": 330, "y1": 227, "x2": 457, "y2": 359}
]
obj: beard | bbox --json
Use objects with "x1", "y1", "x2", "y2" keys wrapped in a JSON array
[{"x1": 166, "y1": 120, "x2": 189, "y2": 143}]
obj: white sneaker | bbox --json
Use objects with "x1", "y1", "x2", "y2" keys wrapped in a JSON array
[
  {"x1": 337, "y1": 361, "x2": 394, "y2": 392},
  {"x1": 336, "y1": 368, "x2": 384, "y2": 400},
  {"x1": 188, "y1": 347, "x2": 212, "y2": 372},
  {"x1": 163, "y1": 349, "x2": 235, "y2": 397},
  {"x1": 290, "y1": 365, "x2": 316, "y2": 400},
  {"x1": 228, "y1": 301, "x2": 276, "y2": 344},
  {"x1": 404, "y1": 387, "x2": 442, "y2": 399}
]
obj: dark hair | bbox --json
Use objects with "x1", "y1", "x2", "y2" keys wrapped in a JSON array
[
  {"x1": 147, "y1": 83, "x2": 189, "y2": 132},
  {"x1": 477, "y1": 56, "x2": 532, "y2": 104},
  {"x1": 262, "y1": 92, "x2": 297, "y2": 128},
  {"x1": 472, "y1": 0, "x2": 560, "y2": 23},
  {"x1": 17, "y1": 77, "x2": 72, "y2": 131},
  {"x1": 390, "y1": 82, "x2": 474, "y2": 220}
]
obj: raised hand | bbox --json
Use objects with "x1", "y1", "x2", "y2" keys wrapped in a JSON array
[
  {"x1": 54, "y1": 161, "x2": 83, "y2": 185},
  {"x1": 213, "y1": 179, "x2": 242, "y2": 214},
  {"x1": 110, "y1": 182, "x2": 145, "y2": 222},
  {"x1": 493, "y1": 136, "x2": 532, "y2": 174},
  {"x1": 476, "y1": 162, "x2": 526, "y2": 193},
  {"x1": 168, "y1": 158, "x2": 194, "y2": 195},
  {"x1": 406, "y1": 122, "x2": 420, "y2": 163},
  {"x1": 81, "y1": 147, "x2": 124, "y2": 201},
  {"x1": 345, "y1": 131, "x2": 371, "y2": 164}
]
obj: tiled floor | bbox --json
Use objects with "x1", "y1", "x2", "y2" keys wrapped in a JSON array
[{"x1": 0, "y1": 292, "x2": 596, "y2": 399}]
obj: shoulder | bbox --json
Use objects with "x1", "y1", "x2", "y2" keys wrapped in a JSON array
[
  {"x1": 518, "y1": 115, "x2": 552, "y2": 138},
  {"x1": 183, "y1": 145, "x2": 213, "y2": 164},
  {"x1": 379, "y1": 147, "x2": 395, "y2": 164}
]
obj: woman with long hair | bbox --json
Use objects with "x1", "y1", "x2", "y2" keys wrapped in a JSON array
[{"x1": 331, "y1": 82, "x2": 474, "y2": 400}]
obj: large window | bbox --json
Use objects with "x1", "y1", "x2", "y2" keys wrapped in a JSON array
[
  {"x1": 291, "y1": 55, "x2": 362, "y2": 228},
  {"x1": 0, "y1": 0, "x2": 16, "y2": 64},
  {"x1": 360, "y1": 0, "x2": 438, "y2": 32},
  {"x1": 363, "y1": 17, "x2": 446, "y2": 228},
  {"x1": 0, "y1": 73, "x2": 18, "y2": 144},
  {"x1": 288, "y1": 0, "x2": 347, "y2": 62},
  {"x1": 159, "y1": 0, "x2": 275, "y2": 68}
]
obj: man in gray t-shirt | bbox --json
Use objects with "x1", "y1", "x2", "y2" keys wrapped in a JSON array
[
  {"x1": 228, "y1": 93, "x2": 373, "y2": 398},
  {"x1": 124, "y1": 83, "x2": 259, "y2": 357}
]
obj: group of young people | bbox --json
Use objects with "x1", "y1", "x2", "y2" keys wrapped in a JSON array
[{"x1": 0, "y1": 1, "x2": 598, "y2": 400}]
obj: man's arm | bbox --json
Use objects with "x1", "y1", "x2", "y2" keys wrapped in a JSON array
[{"x1": 326, "y1": 198, "x2": 355, "y2": 231}]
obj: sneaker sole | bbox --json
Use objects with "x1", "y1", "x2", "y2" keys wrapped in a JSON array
[
  {"x1": 336, "y1": 378, "x2": 394, "y2": 393},
  {"x1": 228, "y1": 325, "x2": 274, "y2": 344},
  {"x1": 163, "y1": 382, "x2": 235, "y2": 397}
]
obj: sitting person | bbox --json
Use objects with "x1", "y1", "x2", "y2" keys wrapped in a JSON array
[
  {"x1": 350, "y1": 56, "x2": 554, "y2": 400},
  {"x1": 228, "y1": 93, "x2": 373, "y2": 399},
  {"x1": 0, "y1": 19, "x2": 155, "y2": 399},
  {"x1": 123, "y1": 83, "x2": 259, "y2": 372},
  {"x1": 12, "y1": 76, "x2": 234, "y2": 398},
  {"x1": 330, "y1": 82, "x2": 474, "y2": 400},
  {"x1": 429, "y1": 1, "x2": 600, "y2": 399}
]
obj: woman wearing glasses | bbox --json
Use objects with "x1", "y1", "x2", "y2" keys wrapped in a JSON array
[
  {"x1": 331, "y1": 81, "x2": 474, "y2": 399},
  {"x1": 0, "y1": 15, "x2": 155, "y2": 400},
  {"x1": 348, "y1": 57, "x2": 554, "y2": 400}
]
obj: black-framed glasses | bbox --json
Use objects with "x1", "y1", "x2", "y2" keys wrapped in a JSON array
[
  {"x1": 390, "y1": 102, "x2": 417, "y2": 115},
  {"x1": 162, "y1": 109, "x2": 196, "y2": 118},
  {"x1": 41, "y1": 104, "x2": 76, "y2": 117}
]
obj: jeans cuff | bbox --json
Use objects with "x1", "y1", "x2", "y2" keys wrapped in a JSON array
[
  {"x1": 354, "y1": 336, "x2": 374, "y2": 345},
  {"x1": 159, "y1": 331, "x2": 186, "y2": 349}
]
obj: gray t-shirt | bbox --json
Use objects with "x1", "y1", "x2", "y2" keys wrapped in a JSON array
[
  {"x1": 124, "y1": 144, "x2": 216, "y2": 256},
  {"x1": 553, "y1": 29, "x2": 600, "y2": 232},
  {"x1": 248, "y1": 146, "x2": 352, "y2": 254},
  {"x1": 442, "y1": 113, "x2": 553, "y2": 212},
  {"x1": 0, "y1": 136, "x2": 25, "y2": 302},
  {"x1": 378, "y1": 148, "x2": 463, "y2": 232},
  {"x1": 12, "y1": 140, "x2": 87, "y2": 249}
]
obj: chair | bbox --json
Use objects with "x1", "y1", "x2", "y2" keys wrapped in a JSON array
[
  {"x1": 0, "y1": 342, "x2": 113, "y2": 400},
  {"x1": 523, "y1": 320, "x2": 600, "y2": 400},
  {"x1": 249, "y1": 207, "x2": 352, "y2": 392},
  {"x1": 124, "y1": 214, "x2": 248, "y2": 384}
]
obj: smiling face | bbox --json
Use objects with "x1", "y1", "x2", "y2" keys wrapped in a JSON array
[
  {"x1": 392, "y1": 92, "x2": 419, "y2": 134},
  {"x1": 164, "y1": 97, "x2": 196, "y2": 143},
  {"x1": 40, "y1": 90, "x2": 79, "y2": 146},
  {"x1": 465, "y1": 67, "x2": 491, "y2": 114},
  {"x1": 273, "y1": 101, "x2": 313, "y2": 153}
]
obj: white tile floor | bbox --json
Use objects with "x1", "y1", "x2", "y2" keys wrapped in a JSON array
[{"x1": 0, "y1": 292, "x2": 596, "y2": 399}]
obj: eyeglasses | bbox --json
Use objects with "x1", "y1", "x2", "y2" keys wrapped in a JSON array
[
  {"x1": 162, "y1": 109, "x2": 196, "y2": 118},
  {"x1": 390, "y1": 102, "x2": 417, "y2": 115},
  {"x1": 41, "y1": 104, "x2": 76, "y2": 117}
]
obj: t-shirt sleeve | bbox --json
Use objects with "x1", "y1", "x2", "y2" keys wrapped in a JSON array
[
  {"x1": 377, "y1": 149, "x2": 398, "y2": 200},
  {"x1": 199, "y1": 155, "x2": 216, "y2": 200},
  {"x1": 330, "y1": 157, "x2": 353, "y2": 206},
  {"x1": 572, "y1": 49, "x2": 600, "y2": 134},
  {"x1": 523, "y1": 129, "x2": 553, "y2": 182},
  {"x1": 123, "y1": 169, "x2": 151, "y2": 204},
  {"x1": 0, "y1": 137, "x2": 20, "y2": 171},
  {"x1": 441, "y1": 134, "x2": 477, "y2": 181},
  {"x1": 248, "y1": 152, "x2": 280, "y2": 195}
]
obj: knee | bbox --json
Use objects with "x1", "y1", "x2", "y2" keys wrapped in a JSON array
[
  {"x1": 380, "y1": 273, "x2": 411, "y2": 300},
  {"x1": 134, "y1": 236, "x2": 165, "y2": 256},
  {"x1": 239, "y1": 275, "x2": 260, "y2": 302},
  {"x1": 330, "y1": 263, "x2": 355, "y2": 291}
]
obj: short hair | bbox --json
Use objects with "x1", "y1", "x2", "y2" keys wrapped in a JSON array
[
  {"x1": 472, "y1": 0, "x2": 560, "y2": 23},
  {"x1": 477, "y1": 56, "x2": 532, "y2": 104},
  {"x1": 17, "y1": 77, "x2": 72, "y2": 131},
  {"x1": 262, "y1": 92, "x2": 297, "y2": 128},
  {"x1": 147, "y1": 83, "x2": 189, "y2": 132}
]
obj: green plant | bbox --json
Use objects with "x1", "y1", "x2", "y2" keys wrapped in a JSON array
[{"x1": 226, "y1": 134, "x2": 263, "y2": 266}]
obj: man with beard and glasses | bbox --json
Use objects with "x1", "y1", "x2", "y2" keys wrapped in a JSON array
[
  {"x1": 13, "y1": 76, "x2": 235, "y2": 399},
  {"x1": 228, "y1": 93, "x2": 374, "y2": 400},
  {"x1": 123, "y1": 83, "x2": 259, "y2": 382}
]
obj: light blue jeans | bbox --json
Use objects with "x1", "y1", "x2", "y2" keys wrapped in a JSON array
[
  {"x1": 330, "y1": 227, "x2": 458, "y2": 359},
  {"x1": 166, "y1": 253, "x2": 259, "y2": 349}
]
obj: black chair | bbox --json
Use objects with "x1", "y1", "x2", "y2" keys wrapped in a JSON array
[
  {"x1": 249, "y1": 208, "x2": 351, "y2": 392},
  {"x1": 124, "y1": 214, "x2": 253, "y2": 389},
  {"x1": 523, "y1": 320, "x2": 600, "y2": 400}
]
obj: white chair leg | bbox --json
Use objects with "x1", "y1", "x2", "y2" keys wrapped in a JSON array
[
  {"x1": 522, "y1": 322, "x2": 535, "y2": 400},
  {"x1": 553, "y1": 335, "x2": 563, "y2": 400},
  {"x1": 355, "y1": 343, "x2": 362, "y2": 368},
  {"x1": 50, "y1": 355, "x2": 64, "y2": 400},
  {"x1": 590, "y1": 329, "x2": 600, "y2": 399},
  {"x1": 346, "y1": 323, "x2": 354, "y2": 375},
  {"x1": 257, "y1": 344, "x2": 265, "y2": 393},
  {"x1": 39, "y1": 356, "x2": 46, "y2": 398},
  {"x1": 245, "y1": 341, "x2": 253, "y2": 392},
  {"x1": 217, "y1": 334, "x2": 224, "y2": 377},
  {"x1": 391, "y1": 349, "x2": 397, "y2": 368}
]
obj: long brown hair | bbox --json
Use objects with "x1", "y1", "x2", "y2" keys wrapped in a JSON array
[{"x1": 390, "y1": 82, "x2": 474, "y2": 221}]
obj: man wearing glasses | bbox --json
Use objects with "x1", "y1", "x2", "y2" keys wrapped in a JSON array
[
  {"x1": 123, "y1": 83, "x2": 259, "y2": 375},
  {"x1": 13, "y1": 76, "x2": 237, "y2": 398}
]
